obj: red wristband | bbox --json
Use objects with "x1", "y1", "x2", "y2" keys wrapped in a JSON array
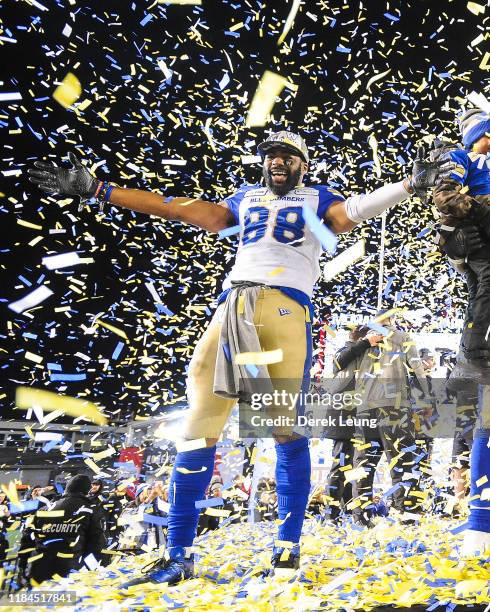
[{"x1": 94, "y1": 181, "x2": 104, "y2": 198}]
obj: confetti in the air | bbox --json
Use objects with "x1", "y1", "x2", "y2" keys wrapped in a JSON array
[{"x1": 52, "y1": 72, "x2": 82, "y2": 109}]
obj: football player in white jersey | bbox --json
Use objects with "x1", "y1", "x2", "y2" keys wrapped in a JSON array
[{"x1": 28, "y1": 132, "x2": 447, "y2": 585}]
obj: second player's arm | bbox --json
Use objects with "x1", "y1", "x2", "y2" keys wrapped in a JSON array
[{"x1": 107, "y1": 187, "x2": 235, "y2": 233}]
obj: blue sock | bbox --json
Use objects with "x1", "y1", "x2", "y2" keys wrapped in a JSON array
[
  {"x1": 275, "y1": 437, "x2": 311, "y2": 545},
  {"x1": 167, "y1": 445, "x2": 216, "y2": 554},
  {"x1": 468, "y1": 429, "x2": 490, "y2": 532}
]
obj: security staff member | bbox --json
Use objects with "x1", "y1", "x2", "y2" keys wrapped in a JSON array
[{"x1": 19, "y1": 474, "x2": 107, "y2": 585}]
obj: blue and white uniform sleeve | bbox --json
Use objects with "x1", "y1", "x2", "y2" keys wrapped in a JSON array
[
  {"x1": 223, "y1": 185, "x2": 253, "y2": 224},
  {"x1": 313, "y1": 185, "x2": 345, "y2": 219},
  {"x1": 447, "y1": 149, "x2": 470, "y2": 186}
]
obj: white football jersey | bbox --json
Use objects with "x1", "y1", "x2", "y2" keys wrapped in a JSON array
[{"x1": 222, "y1": 184, "x2": 343, "y2": 297}]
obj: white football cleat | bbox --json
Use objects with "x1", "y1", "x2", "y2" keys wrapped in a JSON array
[{"x1": 461, "y1": 529, "x2": 490, "y2": 557}]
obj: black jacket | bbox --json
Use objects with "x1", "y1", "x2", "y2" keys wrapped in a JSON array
[
  {"x1": 335, "y1": 339, "x2": 371, "y2": 373},
  {"x1": 20, "y1": 493, "x2": 106, "y2": 582},
  {"x1": 92, "y1": 493, "x2": 123, "y2": 539}
]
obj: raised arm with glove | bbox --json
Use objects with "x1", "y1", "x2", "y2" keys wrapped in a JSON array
[{"x1": 28, "y1": 144, "x2": 452, "y2": 236}]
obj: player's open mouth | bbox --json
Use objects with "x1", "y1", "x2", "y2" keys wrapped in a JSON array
[{"x1": 270, "y1": 170, "x2": 288, "y2": 181}]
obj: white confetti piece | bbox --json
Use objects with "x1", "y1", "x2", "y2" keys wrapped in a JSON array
[
  {"x1": 324, "y1": 240, "x2": 365, "y2": 281},
  {"x1": 8, "y1": 285, "x2": 54, "y2": 314},
  {"x1": 42, "y1": 252, "x2": 83, "y2": 270}
]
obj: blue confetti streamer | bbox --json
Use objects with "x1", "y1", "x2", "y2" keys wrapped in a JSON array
[
  {"x1": 218, "y1": 225, "x2": 240, "y2": 239},
  {"x1": 301, "y1": 205, "x2": 337, "y2": 254}
]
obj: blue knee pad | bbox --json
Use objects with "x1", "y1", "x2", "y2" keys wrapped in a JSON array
[
  {"x1": 167, "y1": 446, "x2": 216, "y2": 550},
  {"x1": 275, "y1": 437, "x2": 311, "y2": 544},
  {"x1": 468, "y1": 429, "x2": 490, "y2": 532}
]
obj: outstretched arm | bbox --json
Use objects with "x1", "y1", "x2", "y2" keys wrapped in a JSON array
[
  {"x1": 324, "y1": 145, "x2": 453, "y2": 234},
  {"x1": 104, "y1": 188, "x2": 236, "y2": 233},
  {"x1": 325, "y1": 179, "x2": 413, "y2": 234},
  {"x1": 28, "y1": 153, "x2": 236, "y2": 233}
]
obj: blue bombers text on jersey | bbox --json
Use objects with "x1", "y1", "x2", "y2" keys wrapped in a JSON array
[{"x1": 223, "y1": 184, "x2": 344, "y2": 298}]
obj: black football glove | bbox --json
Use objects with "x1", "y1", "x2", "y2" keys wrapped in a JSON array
[
  {"x1": 429, "y1": 138, "x2": 461, "y2": 163},
  {"x1": 28, "y1": 152, "x2": 98, "y2": 199},
  {"x1": 409, "y1": 145, "x2": 456, "y2": 203},
  {"x1": 429, "y1": 138, "x2": 463, "y2": 185},
  {"x1": 439, "y1": 223, "x2": 484, "y2": 260}
]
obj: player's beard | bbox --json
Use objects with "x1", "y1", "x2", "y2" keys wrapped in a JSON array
[{"x1": 263, "y1": 166, "x2": 302, "y2": 196}]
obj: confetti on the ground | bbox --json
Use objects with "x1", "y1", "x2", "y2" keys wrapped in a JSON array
[
  {"x1": 19, "y1": 516, "x2": 490, "y2": 610},
  {"x1": 2, "y1": 0, "x2": 487, "y2": 422}
]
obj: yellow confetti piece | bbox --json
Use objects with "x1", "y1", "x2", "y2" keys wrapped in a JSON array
[
  {"x1": 343, "y1": 466, "x2": 368, "y2": 483},
  {"x1": 1, "y1": 482, "x2": 20, "y2": 506},
  {"x1": 245, "y1": 71, "x2": 296, "y2": 128},
  {"x1": 275, "y1": 512, "x2": 291, "y2": 526},
  {"x1": 53, "y1": 72, "x2": 82, "y2": 109},
  {"x1": 24, "y1": 351, "x2": 43, "y2": 364},
  {"x1": 277, "y1": 0, "x2": 301, "y2": 46},
  {"x1": 267, "y1": 267, "x2": 285, "y2": 277},
  {"x1": 375, "y1": 307, "x2": 406, "y2": 323},
  {"x1": 235, "y1": 348, "x2": 283, "y2": 365},
  {"x1": 229, "y1": 22, "x2": 244, "y2": 32},
  {"x1": 366, "y1": 68, "x2": 391, "y2": 92},
  {"x1": 480, "y1": 52, "x2": 490, "y2": 70},
  {"x1": 16, "y1": 387, "x2": 107, "y2": 426},
  {"x1": 204, "y1": 508, "x2": 231, "y2": 517},
  {"x1": 89, "y1": 446, "x2": 117, "y2": 461},
  {"x1": 168, "y1": 112, "x2": 180, "y2": 127},
  {"x1": 346, "y1": 498, "x2": 362, "y2": 510},
  {"x1": 237, "y1": 295, "x2": 245, "y2": 315},
  {"x1": 348, "y1": 80, "x2": 361, "y2": 94},
  {"x1": 467, "y1": 1, "x2": 485, "y2": 15},
  {"x1": 456, "y1": 579, "x2": 488, "y2": 597},
  {"x1": 356, "y1": 442, "x2": 373, "y2": 451},
  {"x1": 17, "y1": 219, "x2": 42, "y2": 230},
  {"x1": 95, "y1": 319, "x2": 128, "y2": 340},
  {"x1": 176, "y1": 466, "x2": 208, "y2": 474},
  {"x1": 84, "y1": 458, "x2": 101, "y2": 474},
  {"x1": 56, "y1": 552, "x2": 75, "y2": 558},
  {"x1": 36, "y1": 510, "x2": 65, "y2": 518},
  {"x1": 76, "y1": 98, "x2": 92, "y2": 111},
  {"x1": 415, "y1": 78, "x2": 428, "y2": 93},
  {"x1": 7, "y1": 521, "x2": 21, "y2": 531},
  {"x1": 476, "y1": 475, "x2": 488, "y2": 487}
]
